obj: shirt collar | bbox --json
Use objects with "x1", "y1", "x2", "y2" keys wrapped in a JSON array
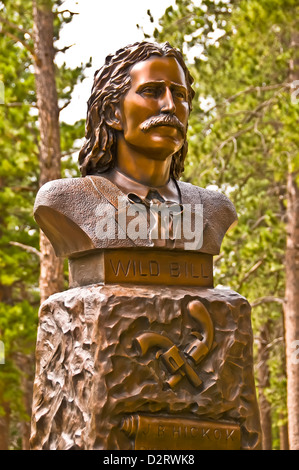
[{"x1": 105, "y1": 168, "x2": 181, "y2": 203}]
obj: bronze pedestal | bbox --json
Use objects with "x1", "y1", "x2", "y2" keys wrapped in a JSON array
[{"x1": 30, "y1": 280, "x2": 261, "y2": 450}]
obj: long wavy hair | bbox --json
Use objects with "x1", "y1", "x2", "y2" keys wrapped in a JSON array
[{"x1": 78, "y1": 41, "x2": 195, "y2": 179}]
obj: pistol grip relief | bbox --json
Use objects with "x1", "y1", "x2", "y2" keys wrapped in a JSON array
[{"x1": 186, "y1": 300, "x2": 214, "y2": 364}]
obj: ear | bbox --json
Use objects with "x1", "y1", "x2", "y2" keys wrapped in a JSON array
[{"x1": 105, "y1": 104, "x2": 123, "y2": 131}]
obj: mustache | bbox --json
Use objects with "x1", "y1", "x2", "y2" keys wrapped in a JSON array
[{"x1": 140, "y1": 114, "x2": 186, "y2": 135}]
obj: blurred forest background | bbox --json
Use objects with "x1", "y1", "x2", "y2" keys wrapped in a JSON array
[{"x1": 0, "y1": 0, "x2": 298, "y2": 450}]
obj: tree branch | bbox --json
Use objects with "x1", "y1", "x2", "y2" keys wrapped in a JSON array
[
  {"x1": 205, "y1": 82, "x2": 289, "y2": 117},
  {"x1": 55, "y1": 9, "x2": 79, "y2": 16},
  {"x1": 1, "y1": 29, "x2": 35, "y2": 56},
  {"x1": 61, "y1": 149, "x2": 81, "y2": 158},
  {"x1": 214, "y1": 252, "x2": 224, "y2": 265},
  {"x1": 10, "y1": 186, "x2": 36, "y2": 192},
  {"x1": 55, "y1": 44, "x2": 75, "y2": 54},
  {"x1": 251, "y1": 296, "x2": 285, "y2": 308},
  {"x1": 201, "y1": 108, "x2": 262, "y2": 133},
  {"x1": 2, "y1": 102, "x2": 37, "y2": 108},
  {"x1": 0, "y1": 14, "x2": 32, "y2": 37},
  {"x1": 59, "y1": 100, "x2": 72, "y2": 113},
  {"x1": 255, "y1": 336, "x2": 284, "y2": 370},
  {"x1": 9, "y1": 241, "x2": 41, "y2": 259},
  {"x1": 202, "y1": 84, "x2": 286, "y2": 136},
  {"x1": 250, "y1": 215, "x2": 267, "y2": 230},
  {"x1": 237, "y1": 258, "x2": 265, "y2": 290},
  {"x1": 224, "y1": 83, "x2": 288, "y2": 105},
  {"x1": 212, "y1": 125, "x2": 255, "y2": 155}
]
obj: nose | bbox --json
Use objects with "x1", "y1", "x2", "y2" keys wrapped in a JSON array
[{"x1": 160, "y1": 87, "x2": 176, "y2": 114}]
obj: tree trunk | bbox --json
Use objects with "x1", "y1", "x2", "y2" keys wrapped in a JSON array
[
  {"x1": 0, "y1": 402, "x2": 10, "y2": 450},
  {"x1": 257, "y1": 323, "x2": 272, "y2": 450},
  {"x1": 15, "y1": 353, "x2": 35, "y2": 450},
  {"x1": 279, "y1": 413, "x2": 289, "y2": 450},
  {"x1": 32, "y1": 0, "x2": 64, "y2": 303},
  {"x1": 0, "y1": 280, "x2": 12, "y2": 448},
  {"x1": 284, "y1": 169, "x2": 299, "y2": 450}
]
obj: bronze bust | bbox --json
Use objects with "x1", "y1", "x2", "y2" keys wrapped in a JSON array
[{"x1": 34, "y1": 42, "x2": 237, "y2": 261}]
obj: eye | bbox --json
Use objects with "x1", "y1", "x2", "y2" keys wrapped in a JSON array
[
  {"x1": 139, "y1": 86, "x2": 161, "y2": 98},
  {"x1": 173, "y1": 89, "x2": 187, "y2": 100},
  {"x1": 142, "y1": 87, "x2": 156, "y2": 95}
]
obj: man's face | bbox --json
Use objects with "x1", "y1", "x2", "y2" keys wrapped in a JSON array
[{"x1": 116, "y1": 56, "x2": 190, "y2": 160}]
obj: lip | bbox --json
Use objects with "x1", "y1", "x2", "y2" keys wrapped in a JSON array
[
  {"x1": 154, "y1": 124, "x2": 185, "y2": 138},
  {"x1": 143, "y1": 122, "x2": 184, "y2": 136},
  {"x1": 154, "y1": 123, "x2": 177, "y2": 128}
]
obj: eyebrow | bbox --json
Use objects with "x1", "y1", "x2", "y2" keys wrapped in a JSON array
[{"x1": 136, "y1": 80, "x2": 187, "y2": 92}]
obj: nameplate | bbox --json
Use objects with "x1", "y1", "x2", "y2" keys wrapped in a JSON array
[
  {"x1": 121, "y1": 415, "x2": 241, "y2": 450},
  {"x1": 69, "y1": 250, "x2": 213, "y2": 288},
  {"x1": 105, "y1": 250, "x2": 213, "y2": 286}
]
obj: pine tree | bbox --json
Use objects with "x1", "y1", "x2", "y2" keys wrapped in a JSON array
[{"x1": 0, "y1": 0, "x2": 89, "y2": 448}]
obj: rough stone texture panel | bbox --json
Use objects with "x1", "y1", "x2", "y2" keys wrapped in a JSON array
[{"x1": 30, "y1": 284, "x2": 261, "y2": 450}]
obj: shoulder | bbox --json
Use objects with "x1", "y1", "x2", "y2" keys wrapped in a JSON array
[
  {"x1": 33, "y1": 176, "x2": 132, "y2": 258},
  {"x1": 34, "y1": 177, "x2": 92, "y2": 211},
  {"x1": 178, "y1": 180, "x2": 237, "y2": 219},
  {"x1": 178, "y1": 180, "x2": 238, "y2": 254},
  {"x1": 197, "y1": 186, "x2": 237, "y2": 223},
  {"x1": 34, "y1": 177, "x2": 100, "y2": 257}
]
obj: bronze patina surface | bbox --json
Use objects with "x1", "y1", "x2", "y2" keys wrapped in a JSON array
[
  {"x1": 30, "y1": 285, "x2": 260, "y2": 450},
  {"x1": 68, "y1": 249, "x2": 213, "y2": 287},
  {"x1": 121, "y1": 415, "x2": 241, "y2": 450},
  {"x1": 30, "y1": 41, "x2": 261, "y2": 450}
]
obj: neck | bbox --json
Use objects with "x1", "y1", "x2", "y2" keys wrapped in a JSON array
[{"x1": 115, "y1": 138, "x2": 173, "y2": 187}]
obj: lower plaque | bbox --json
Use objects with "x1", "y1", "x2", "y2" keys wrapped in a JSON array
[{"x1": 121, "y1": 415, "x2": 241, "y2": 450}]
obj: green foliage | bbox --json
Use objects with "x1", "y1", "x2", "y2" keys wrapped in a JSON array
[
  {"x1": 0, "y1": 0, "x2": 89, "y2": 448},
  {"x1": 0, "y1": 30, "x2": 40, "y2": 447}
]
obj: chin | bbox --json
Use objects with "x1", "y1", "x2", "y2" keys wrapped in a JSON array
[
  {"x1": 149, "y1": 135, "x2": 183, "y2": 152},
  {"x1": 146, "y1": 148, "x2": 181, "y2": 162}
]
